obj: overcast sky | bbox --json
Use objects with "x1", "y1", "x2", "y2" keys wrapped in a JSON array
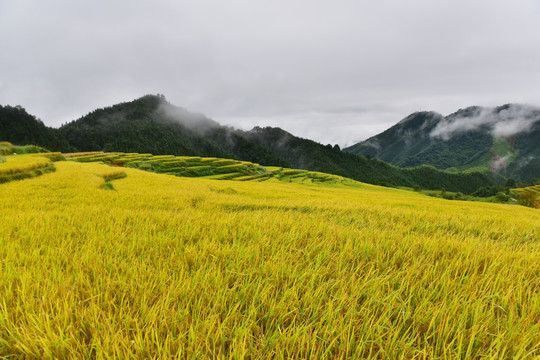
[{"x1": 1, "y1": 0, "x2": 540, "y2": 146}]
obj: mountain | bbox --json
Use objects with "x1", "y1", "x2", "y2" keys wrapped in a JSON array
[
  {"x1": 59, "y1": 95, "x2": 290, "y2": 167},
  {"x1": 240, "y1": 126, "x2": 498, "y2": 193},
  {"x1": 1, "y1": 95, "x2": 499, "y2": 193},
  {"x1": 344, "y1": 104, "x2": 540, "y2": 182},
  {"x1": 0, "y1": 105, "x2": 72, "y2": 152},
  {"x1": 59, "y1": 95, "x2": 229, "y2": 157}
]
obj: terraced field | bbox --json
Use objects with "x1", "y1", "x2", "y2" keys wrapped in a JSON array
[
  {"x1": 0, "y1": 142, "x2": 63, "y2": 183},
  {"x1": 2, "y1": 153, "x2": 540, "y2": 358},
  {"x1": 65, "y1": 151, "x2": 354, "y2": 186},
  {"x1": 518, "y1": 185, "x2": 540, "y2": 196},
  {"x1": 0, "y1": 154, "x2": 57, "y2": 183},
  {"x1": 515, "y1": 184, "x2": 540, "y2": 208}
]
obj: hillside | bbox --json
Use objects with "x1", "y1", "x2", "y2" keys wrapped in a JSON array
[
  {"x1": 2, "y1": 95, "x2": 500, "y2": 193},
  {"x1": 344, "y1": 104, "x2": 540, "y2": 181},
  {"x1": 57, "y1": 95, "x2": 499, "y2": 193},
  {"x1": 59, "y1": 95, "x2": 231, "y2": 158},
  {"x1": 1, "y1": 154, "x2": 540, "y2": 358},
  {"x1": 241, "y1": 126, "x2": 499, "y2": 193},
  {"x1": 0, "y1": 105, "x2": 72, "y2": 152},
  {"x1": 64, "y1": 151, "x2": 355, "y2": 186}
]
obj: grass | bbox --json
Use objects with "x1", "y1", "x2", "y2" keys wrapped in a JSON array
[{"x1": 0, "y1": 156, "x2": 540, "y2": 358}]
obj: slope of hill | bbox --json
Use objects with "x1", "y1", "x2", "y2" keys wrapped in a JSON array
[
  {"x1": 1, "y1": 95, "x2": 500, "y2": 193},
  {"x1": 1, "y1": 154, "x2": 540, "y2": 358},
  {"x1": 515, "y1": 184, "x2": 540, "y2": 208},
  {"x1": 59, "y1": 95, "x2": 231, "y2": 158},
  {"x1": 57, "y1": 95, "x2": 500, "y2": 193},
  {"x1": 64, "y1": 151, "x2": 353, "y2": 186},
  {"x1": 59, "y1": 95, "x2": 291, "y2": 167},
  {"x1": 241, "y1": 126, "x2": 499, "y2": 194},
  {"x1": 344, "y1": 104, "x2": 540, "y2": 181},
  {"x1": 0, "y1": 105, "x2": 72, "y2": 151}
]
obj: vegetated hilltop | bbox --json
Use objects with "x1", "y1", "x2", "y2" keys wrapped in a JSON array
[
  {"x1": 0, "y1": 105, "x2": 72, "y2": 152},
  {"x1": 1, "y1": 95, "x2": 499, "y2": 193},
  {"x1": 58, "y1": 94, "x2": 289, "y2": 167},
  {"x1": 241, "y1": 126, "x2": 499, "y2": 194},
  {"x1": 1, "y1": 154, "x2": 540, "y2": 358},
  {"x1": 58, "y1": 95, "x2": 499, "y2": 193},
  {"x1": 344, "y1": 104, "x2": 540, "y2": 182}
]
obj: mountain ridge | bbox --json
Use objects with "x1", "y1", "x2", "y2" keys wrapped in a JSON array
[
  {"x1": 0, "y1": 94, "x2": 501, "y2": 193},
  {"x1": 345, "y1": 104, "x2": 540, "y2": 181}
]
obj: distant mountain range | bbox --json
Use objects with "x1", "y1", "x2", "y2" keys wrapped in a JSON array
[
  {"x1": 344, "y1": 104, "x2": 540, "y2": 182},
  {"x1": 0, "y1": 95, "x2": 503, "y2": 193}
]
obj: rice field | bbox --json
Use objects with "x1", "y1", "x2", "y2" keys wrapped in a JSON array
[
  {"x1": 515, "y1": 185, "x2": 540, "y2": 208},
  {"x1": 517, "y1": 185, "x2": 540, "y2": 196},
  {"x1": 63, "y1": 151, "x2": 351, "y2": 187},
  {"x1": 1, "y1": 156, "x2": 540, "y2": 358},
  {"x1": 0, "y1": 154, "x2": 55, "y2": 184}
]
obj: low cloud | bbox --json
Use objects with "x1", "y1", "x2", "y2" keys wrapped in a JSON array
[
  {"x1": 156, "y1": 98, "x2": 220, "y2": 134},
  {"x1": 361, "y1": 138, "x2": 382, "y2": 151},
  {"x1": 397, "y1": 129, "x2": 416, "y2": 146},
  {"x1": 492, "y1": 117, "x2": 536, "y2": 137},
  {"x1": 430, "y1": 104, "x2": 540, "y2": 140},
  {"x1": 491, "y1": 154, "x2": 512, "y2": 171},
  {"x1": 513, "y1": 154, "x2": 538, "y2": 171}
]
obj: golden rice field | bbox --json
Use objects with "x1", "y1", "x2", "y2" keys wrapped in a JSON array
[
  {"x1": 0, "y1": 154, "x2": 50, "y2": 175},
  {"x1": 64, "y1": 151, "x2": 350, "y2": 185},
  {"x1": 0, "y1": 154, "x2": 56, "y2": 184},
  {"x1": 1, "y1": 156, "x2": 540, "y2": 358}
]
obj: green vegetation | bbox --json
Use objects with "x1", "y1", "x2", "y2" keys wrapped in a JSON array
[
  {"x1": 0, "y1": 105, "x2": 72, "y2": 152},
  {"x1": 243, "y1": 127, "x2": 499, "y2": 194},
  {"x1": 515, "y1": 185, "x2": 540, "y2": 208},
  {"x1": 1, "y1": 96, "x2": 504, "y2": 193},
  {"x1": 344, "y1": 106, "x2": 540, "y2": 182},
  {"x1": 65, "y1": 151, "x2": 353, "y2": 187}
]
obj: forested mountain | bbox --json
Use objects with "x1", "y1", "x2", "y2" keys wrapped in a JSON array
[
  {"x1": 242, "y1": 126, "x2": 498, "y2": 193},
  {"x1": 0, "y1": 105, "x2": 72, "y2": 152},
  {"x1": 344, "y1": 105, "x2": 540, "y2": 181},
  {"x1": 0, "y1": 95, "x2": 501, "y2": 193},
  {"x1": 59, "y1": 95, "x2": 290, "y2": 167},
  {"x1": 59, "y1": 95, "x2": 229, "y2": 157}
]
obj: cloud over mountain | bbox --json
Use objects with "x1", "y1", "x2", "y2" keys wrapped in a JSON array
[
  {"x1": 430, "y1": 105, "x2": 540, "y2": 140},
  {"x1": 345, "y1": 104, "x2": 540, "y2": 181}
]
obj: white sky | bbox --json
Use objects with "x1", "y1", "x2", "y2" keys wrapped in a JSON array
[{"x1": 1, "y1": 0, "x2": 540, "y2": 146}]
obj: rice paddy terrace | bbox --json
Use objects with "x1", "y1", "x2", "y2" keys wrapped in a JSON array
[
  {"x1": 0, "y1": 155, "x2": 60, "y2": 184},
  {"x1": 515, "y1": 184, "x2": 540, "y2": 208},
  {"x1": 517, "y1": 184, "x2": 540, "y2": 197},
  {"x1": 64, "y1": 151, "x2": 357, "y2": 186},
  {"x1": 1, "y1": 151, "x2": 540, "y2": 358}
]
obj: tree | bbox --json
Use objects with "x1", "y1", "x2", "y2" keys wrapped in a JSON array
[{"x1": 504, "y1": 178, "x2": 517, "y2": 189}]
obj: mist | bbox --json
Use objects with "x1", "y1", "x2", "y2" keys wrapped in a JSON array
[
  {"x1": 155, "y1": 97, "x2": 220, "y2": 135},
  {"x1": 430, "y1": 104, "x2": 540, "y2": 140}
]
